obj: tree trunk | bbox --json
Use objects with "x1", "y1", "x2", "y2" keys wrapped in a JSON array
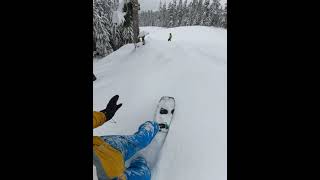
[{"x1": 131, "y1": 0, "x2": 140, "y2": 44}]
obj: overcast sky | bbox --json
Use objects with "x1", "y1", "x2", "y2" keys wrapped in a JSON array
[{"x1": 139, "y1": 0, "x2": 227, "y2": 11}]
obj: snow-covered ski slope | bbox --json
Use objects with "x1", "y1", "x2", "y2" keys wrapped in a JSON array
[{"x1": 93, "y1": 26, "x2": 227, "y2": 180}]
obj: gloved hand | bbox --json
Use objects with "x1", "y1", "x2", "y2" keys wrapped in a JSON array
[{"x1": 100, "y1": 95, "x2": 122, "y2": 120}]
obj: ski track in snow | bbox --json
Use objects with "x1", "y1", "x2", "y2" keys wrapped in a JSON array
[{"x1": 93, "y1": 26, "x2": 227, "y2": 180}]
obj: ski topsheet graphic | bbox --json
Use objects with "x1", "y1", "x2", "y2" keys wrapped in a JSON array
[{"x1": 129, "y1": 96, "x2": 175, "y2": 170}]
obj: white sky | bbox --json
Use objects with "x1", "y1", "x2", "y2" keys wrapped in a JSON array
[{"x1": 139, "y1": 0, "x2": 227, "y2": 11}]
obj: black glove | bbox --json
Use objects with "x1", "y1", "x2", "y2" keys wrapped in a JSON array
[{"x1": 100, "y1": 95, "x2": 122, "y2": 120}]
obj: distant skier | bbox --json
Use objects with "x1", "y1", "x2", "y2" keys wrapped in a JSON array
[
  {"x1": 93, "y1": 73, "x2": 96, "y2": 81},
  {"x1": 168, "y1": 33, "x2": 172, "y2": 41},
  {"x1": 93, "y1": 95, "x2": 169, "y2": 180},
  {"x1": 138, "y1": 31, "x2": 148, "y2": 45}
]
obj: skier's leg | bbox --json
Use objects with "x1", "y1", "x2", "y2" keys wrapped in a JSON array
[
  {"x1": 124, "y1": 156, "x2": 151, "y2": 180},
  {"x1": 100, "y1": 121, "x2": 160, "y2": 161}
]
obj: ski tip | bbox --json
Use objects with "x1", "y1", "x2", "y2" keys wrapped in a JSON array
[
  {"x1": 160, "y1": 96, "x2": 175, "y2": 100},
  {"x1": 159, "y1": 96, "x2": 175, "y2": 102}
]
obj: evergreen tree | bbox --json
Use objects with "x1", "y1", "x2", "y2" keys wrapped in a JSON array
[
  {"x1": 194, "y1": 0, "x2": 203, "y2": 25},
  {"x1": 181, "y1": 0, "x2": 189, "y2": 26},
  {"x1": 93, "y1": 0, "x2": 135, "y2": 58},
  {"x1": 167, "y1": 2, "x2": 173, "y2": 27},
  {"x1": 202, "y1": 0, "x2": 211, "y2": 26},
  {"x1": 222, "y1": 2, "x2": 227, "y2": 28},
  {"x1": 162, "y1": 2, "x2": 168, "y2": 27},
  {"x1": 138, "y1": 0, "x2": 227, "y2": 29},
  {"x1": 190, "y1": 0, "x2": 198, "y2": 25},
  {"x1": 172, "y1": 0, "x2": 178, "y2": 27},
  {"x1": 156, "y1": 1, "x2": 162, "y2": 26},
  {"x1": 210, "y1": 0, "x2": 222, "y2": 27},
  {"x1": 121, "y1": 24, "x2": 134, "y2": 44},
  {"x1": 176, "y1": 0, "x2": 183, "y2": 26},
  {"x1": 218, "y1": 5, "x2": 224, "y2": 27},
  {"x1": 93, "y1": 0, "x2": 113, "y2": 57}
]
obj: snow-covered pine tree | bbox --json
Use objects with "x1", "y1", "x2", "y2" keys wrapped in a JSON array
[
  {"x1": 143, "y1": 12, "x2": 147, "y2": 26},
  {"x1": 110, "y1": 25, "x2": 121, "y2": 50},
  {"x1": 217, "y1": 4, "x2": 224, "y2": 27},
  {"x1": 119, "y1": 0, "x2": 135, "y2": 44},
  {"x1": 222, "y1": 2, "x2": 227, "y2": 28},
  {"x1": 149, "y1": 10, "x2": 154, "y2": 26},
  {"x1": 194, "y1": 0, "x2": 203, "y2": 25},
  {"x1": 150, "y1": 11, "x2": 153, "y2": 26},
  {"x1": 185, "y1": 0, "x2": 193, "y2": 26},
  {"x1": 140, "y1": 8, "x2": 164, "y2": 27},
  {"x1": 152, "y1": 10, "x2": 159, "y2": 26},
  {"x1": 93, "y1": 0, "x2": 136, "y2": 58},
  {"x1": 93, "y1": 0, "x2": 113, "y2": 57},
  {"x1": 210, "y1": 0, "x2": 221, "y2": 27},
  {"x1": 218, "y1": 2, "x2": 227, "y2": 28},
  {"x1": 167, "y1": 2, "x2": 174, "y2": 27},
  {"x1": 147, "y1": 10, "x2": 150, "y2": 25},
  {"x1": 162, "y1": 2, "x2": 168, "y2": 27},
  {"x1": 143, "y1": 11, "x2": 149, "y2": 25},
  {"x1": 121, "y1": 23, "x2": 134, "y2": 43},
  {"x1": 172, "y1": 0, "x2": 178, "y2": 27},
  {"x1": 181, "y1": 0, "x2": 189, "y2": 26},
  {"x1": 110, "y1": 0, "x2": 123, "y2": 49},
  {"x1": 189, "y1": 0, "x2": 198, "y2": 25},
  {"x1": 138, "y1": 0, "x2": 226, "y2": 29},
  {"x1": 153, "y1": 11, "x2": 156, "y2": 26},
  {"x1": 202, "y1": 0, "x2": 211, "y2": 26},
  {"x1": 156, "y1": 1, "x2": 162, "y2": 26},
  {"x1": 141, "y1": 15, "x2": 144, "y2": 26},
  {"x1": 141, "y1": 10, "x2": 151, "y2": 26},
  {"x1": 176, "y1": 0, "x2": 183, "y2": 27},
  {"x1": 139, "y1": 11, "x2": 145, "y2": 26}
]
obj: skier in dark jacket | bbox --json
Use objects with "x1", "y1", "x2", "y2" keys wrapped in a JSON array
[{"x1": 168, "y1": 33, "x2": 172, "y2": 41}]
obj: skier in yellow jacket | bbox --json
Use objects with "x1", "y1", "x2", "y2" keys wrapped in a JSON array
[{"x1": 93, "y1": 95, "x2": 167, "y2": 180}]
